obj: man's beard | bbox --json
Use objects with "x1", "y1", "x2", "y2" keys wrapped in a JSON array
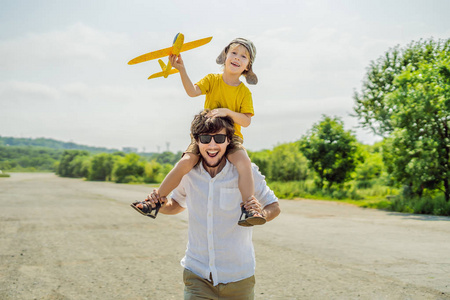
[{"x1": 203, "y1": 153, "x2": 225, "y2": 168}]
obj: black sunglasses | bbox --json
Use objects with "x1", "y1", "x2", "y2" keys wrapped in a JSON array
[{"x1": 198, "y1": 134, "x2": 227, "y2": 144}]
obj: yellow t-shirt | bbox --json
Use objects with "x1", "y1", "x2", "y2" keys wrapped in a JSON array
[{"x1": 196, "y1": 74, "x2": 254, "y2": 140}]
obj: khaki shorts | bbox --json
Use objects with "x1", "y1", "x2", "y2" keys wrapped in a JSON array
[
  {"x1": 185, "y1": 134, "x2": 245, "y2": 156},
  {"x1": 183, "y1": 268, "x2": 255, "y2": 300}
]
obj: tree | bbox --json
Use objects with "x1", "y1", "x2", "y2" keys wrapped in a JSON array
[
  {"x1": 88, "y1": 153, "x2": 117, "y2": 181},
  {"x1": 69, "y1": 155, "x2": 90, "y2": 178},
  {"x1": 354, "y1": 143, "x2": 384, "y2": 188},
  {"x1": 143, "y1": 160, "x2": 163, "y2": 183},
  {"x1": 353, "y1": 38, "x2": 450, "y2": 136},
  {"x1": 299, "y1": 116, "x2": 360, "y2": 189},
  {"x1": 248, "y1": 149, "x2": 271, "y2": 178},
  {"x1": 0, "y1": 146, "x2": 61, "y2": 171},
  {"x1": 57, "y1": 150, "x2": 89, "y2": 177},
  {"x1": 153, "y1": 151, "x2": 182, "y2": 165},
  {"x1": 269, "y1": 143, "x2": 308, "y2": 182},
  {"x1": 112, "y1": 153, "x2": 145, "y2": 183},
  {"x1": 381, "y1": 54, "x2": 450, "y2": 201}
]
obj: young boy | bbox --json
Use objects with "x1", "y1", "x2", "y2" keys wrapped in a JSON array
[{"x1": 132, "y1": 38, "x2": 265, "y2": 226}]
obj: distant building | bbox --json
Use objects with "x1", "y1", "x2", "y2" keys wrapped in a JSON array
[{"x1": 122, "y1": 147, "x2": 138, "y2": 153}]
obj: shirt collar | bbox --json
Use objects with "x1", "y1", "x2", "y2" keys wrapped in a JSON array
[{"x1": 199, "y1": 158, "x2": 231, "y2": 179}]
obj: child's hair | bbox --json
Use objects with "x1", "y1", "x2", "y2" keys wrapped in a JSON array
[
  {"x1": 216, "y1": 38, "x2": 258, "y2": 85},
  {"x1": 191, "y1": 110, "x2": 235, "y2": 142}
]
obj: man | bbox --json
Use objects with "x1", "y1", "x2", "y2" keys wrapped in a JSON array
[{"x1": 143, "y1": 110, "x2": 280, "y2": 299}]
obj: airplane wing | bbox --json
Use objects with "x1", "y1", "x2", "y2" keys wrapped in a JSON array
[
  {"x1": 128, "y1": 36, "x2": 213, "y2": 65},
  {"x1": 179, "y1": 36, "x2": 213, "y2": 53},
  {"x1": 128, "y1": 46, "x2": 173, "y2": 65}
]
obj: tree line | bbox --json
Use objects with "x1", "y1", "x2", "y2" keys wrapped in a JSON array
[
  {"x1": 2, "y1": 37, "x2": 449, "y2": 216},
  {"x1": 0, "y1": 146, "x2": 62, "y2": 171},
  {"x1": 56, "y1": 150, "x2": 183, "y2": 184},
  {"x1": 0, "y1": 136, "x2": 119, "y2": 153}
]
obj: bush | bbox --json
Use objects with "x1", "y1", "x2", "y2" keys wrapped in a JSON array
[
  {"x1": 112, "y1": 153, "x2": 145, "y2": 183},
  {"x1": 0, "y1": 146, "x2": 61, "y2": 172},
  {"x1": 88, "y1": 153, "x2": 117, "y2": 181},
  {"x1": 248, "y1": 150, "x2": 271, "y2": 178},
  {"x1": 269, "y1": 143, "x2": 309, "y2": 181},
  {"x1": 57, "y1": 150, "x2": 90, "y2": 177},
  {"x1": 387, "y1": 194, "x2": 450, "y2": 216},
  {"x1": 268, "y1": 180, "x2": 316, "y2": 199},
  {"x1": 156, "y1": 163, "x2": 173, "y2": 183},
  {"x1": 69, "y1": 155, "x2": 90, "y2": 178},
  {"x1": 122, "y1": 175, "x2": 144, "y2": 184},
  {"x1": 144, "y1": 160, "x2": 162, "y2": 183}
]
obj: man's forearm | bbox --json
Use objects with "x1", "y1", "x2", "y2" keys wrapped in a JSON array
[
  {"x1": 262, "y1": 202, "x2": 281, "y2": 222},
  {"x1": 159, "y1": 198, "x2": 185, "y2": 215}
]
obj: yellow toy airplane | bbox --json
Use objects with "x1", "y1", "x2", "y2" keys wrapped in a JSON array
[{"x1": 128, "y1": 33, "x2": 213, "y2": 80}]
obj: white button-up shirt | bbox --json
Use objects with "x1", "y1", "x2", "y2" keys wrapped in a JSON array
[{"x1": 171, "y1": 160, "x2": 278, "y2": 286}]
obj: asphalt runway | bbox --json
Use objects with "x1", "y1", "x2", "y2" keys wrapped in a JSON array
[{"x1": 1, "y1": 173, "x2": 449, "y2": 299}]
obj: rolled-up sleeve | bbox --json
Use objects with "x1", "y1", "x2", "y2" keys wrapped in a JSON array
[
  {"x1": 252, "y1": 164, "x2": 278, "y2": 207},
  {"x1": 171, "y1": 178, "x2": 187, "y2": 208}
]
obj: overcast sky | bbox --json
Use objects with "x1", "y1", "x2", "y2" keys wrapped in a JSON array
[{"x1": 1, "y1": 0, "x2": 449, "y2": 152}]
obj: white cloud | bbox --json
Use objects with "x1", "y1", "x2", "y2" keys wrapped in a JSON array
[
  {"x1": 2, "y1": 1, "x2": 449, "y2": 152},
  {"x1": 0, "y1": 81, "x2": 60, "y2": 102}
]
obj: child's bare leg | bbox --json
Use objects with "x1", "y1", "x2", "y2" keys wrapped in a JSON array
[
  {"x1": 227, "y1": 149, "x2": 255, "y2": 207},
  {"x1": 158, "y1": 153, "x2": 199, "y2": 197}
]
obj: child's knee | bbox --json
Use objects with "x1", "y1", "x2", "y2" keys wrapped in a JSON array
[
  {"x1": 177, "y1": 153, "x2": 199, "y2": 170},
  {"x1": 237, "y1": 158, "x2": 252, "y2": 171},
  {"x1": 228, "y1": 150, "x2": 251, "y2": 166}
]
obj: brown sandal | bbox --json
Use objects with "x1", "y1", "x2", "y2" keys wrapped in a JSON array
[
  {"x1": 130, "y1": 201, "x2": 161, "y2": 219},
  {"x1": 238, "y1": 206, "x2": 266, "y2": 227}
]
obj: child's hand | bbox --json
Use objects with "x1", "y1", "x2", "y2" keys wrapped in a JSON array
[
  {"x1": 243, "y1": 196, "x2": 265, "y2": 218},
  {"x1": 207, "y1": 108, "x2": 230, "y2": 118},
  {"x1": 169, "y1": 54, "x2": 185, "y2": 71}
]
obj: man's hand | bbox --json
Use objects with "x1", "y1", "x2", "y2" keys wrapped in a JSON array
[
  {"x1": 243, "y1": 195, "x2": 265, "y2": 218},
  {"x1": 243, "y1": 196, "x2": 281, "y2": 222}
]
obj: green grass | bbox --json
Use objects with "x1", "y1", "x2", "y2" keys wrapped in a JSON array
[
  {"x1": 269, "y1": 179, "x2": 450, "y2": 216},
  {"x1": 268, "y1": 179, "x2": 399, "y2": 210},
  {"x1": 387, "y1": 194, "x2": 450, "y2": 216}
]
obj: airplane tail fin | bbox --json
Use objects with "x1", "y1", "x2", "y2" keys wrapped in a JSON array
[
  {"x1": 147, "y1": 59, "x2": 178, "y2": 79},
  {"x1": 158, "y1": 59, "x2": 167, "y2": 70},
  {"x1": 148, "y1": 69, "x2": 179, "y2": 80}
]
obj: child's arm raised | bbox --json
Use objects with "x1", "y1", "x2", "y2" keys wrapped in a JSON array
[
  {"x1": 169, "y1": 54, "x2": 202, "y2": 97},
  {"x1": 207, "y1": 108, "x2": 252, "y2": 127}
]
